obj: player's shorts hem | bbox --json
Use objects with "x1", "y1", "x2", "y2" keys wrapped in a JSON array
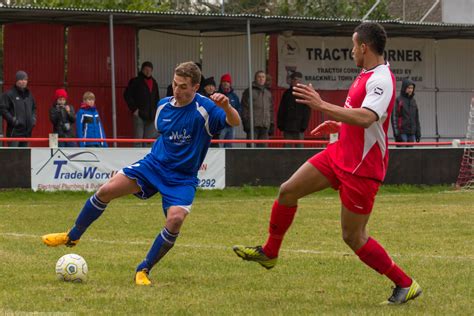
[
  {"x1": 340, "y1": 199, "x2": 371, "y2": 215},
  {"x1": 166, "y1": 205, "x2": 192, "y2": 214},
  {"x1": 307, "y1": 151, "x2": 339, "y2": 190}
]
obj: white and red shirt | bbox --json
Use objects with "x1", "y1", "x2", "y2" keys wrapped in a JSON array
[{"x1": 329, "y1": 63, "x2": 395, "y2": 182}]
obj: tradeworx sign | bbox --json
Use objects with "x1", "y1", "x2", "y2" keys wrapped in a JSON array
[{"x1": 31, "y1": 148, "x2": 225, "y2": 191}]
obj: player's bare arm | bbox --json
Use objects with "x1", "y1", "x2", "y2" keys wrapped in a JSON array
[
  {"x1": 210, "y1": 93, "x2": 241, "y2": 127},
  {"x1": 293, "y1": 83, "x2": 377, "y2": 128},
  {"x1": 310, "y1": 120, "x2": 341, "y2": 136}
]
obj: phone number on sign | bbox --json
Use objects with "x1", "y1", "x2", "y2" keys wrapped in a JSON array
[{"x1": 197, "y1": 178, "x2": 216, "y2": 188}]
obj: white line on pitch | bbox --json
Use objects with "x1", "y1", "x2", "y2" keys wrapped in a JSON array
[{"x1": 1, "y1": 232, "x2": 473, "y2": 261}]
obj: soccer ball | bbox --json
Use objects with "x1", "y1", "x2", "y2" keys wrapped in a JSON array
[{"x1": 55, "y1": 254, "x2": 88, "y2": 283}]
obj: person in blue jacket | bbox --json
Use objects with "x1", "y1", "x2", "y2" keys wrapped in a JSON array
[{"x1": 76, "y1": 91, "x2": 107, "y2": 147}]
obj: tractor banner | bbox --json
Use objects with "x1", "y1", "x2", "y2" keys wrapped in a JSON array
[{"x1": 278, "y1": 35, "x2": 433, "y2": 90}]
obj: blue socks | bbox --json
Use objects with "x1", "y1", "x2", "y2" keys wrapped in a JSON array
[
  {"x1": 136, "y1": 228, "x2": 179, "y2": 272},
  {"x1": 68, "y1": 194, "x2": 108, "y2": 241},
  {"x1": 68, "y1": 194, "x2": 179, "y2": 274}
]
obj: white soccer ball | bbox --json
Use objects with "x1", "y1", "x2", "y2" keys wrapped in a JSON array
[{"x1": 55, "y1": 254, "x2": 88, "y2": 283}]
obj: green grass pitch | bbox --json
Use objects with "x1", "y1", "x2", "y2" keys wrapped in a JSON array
[{"x1": 0, "y1": 186, "x2": 472, "y2": 314}]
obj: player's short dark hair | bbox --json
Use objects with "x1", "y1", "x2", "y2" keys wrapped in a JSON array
[
  {"x1": 354, "y1": 22, "x2": 387, "y2": 55},
  {"x1": 175, "y1": 61, "x2": 201, "y2": 85}
]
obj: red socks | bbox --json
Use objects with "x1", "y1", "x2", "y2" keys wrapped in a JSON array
[
  {"x1": 262, "y1": 200, "x2": 297, "y2": 258},
  {"x1": 261, "y1": 201, "x2": 412, "y2": 288},
  {"x1": 356, "y1": 237, "x2": 412, "y2": 288}
]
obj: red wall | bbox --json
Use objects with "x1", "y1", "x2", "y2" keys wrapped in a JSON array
[
  {"x1": 2, "y1": 23, "x2": 136, "y2": 146},
  {"x1": 3, "y1": 23, "x2": 65, "y2": 146},
  {"x1": 67, "y1": 25, "x2": 136, "y2": 141}
]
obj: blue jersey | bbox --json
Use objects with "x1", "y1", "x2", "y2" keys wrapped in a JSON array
[{"x1": 150, "y1": 93, "x2": 228, "y2": 178}]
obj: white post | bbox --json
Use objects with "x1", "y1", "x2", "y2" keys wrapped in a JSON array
[
  {"x1": 246, "y1": 19, "x2": 255, "y2": 148},
  {"x1": 362, "y1": 0, "x2": 382, "y2": 20},
  {"x1": 109, "y1": 14, "x2": 117, "y2": 147},
  {"x1": 49, "y1": 133, "x2": 58, "y2": 148}
]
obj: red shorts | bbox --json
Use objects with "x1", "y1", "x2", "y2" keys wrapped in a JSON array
[{"x1": 308, "y1": 149, "x2": 381, "y2": 214}]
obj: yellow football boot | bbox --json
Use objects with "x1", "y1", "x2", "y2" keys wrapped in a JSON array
[
  {"x1": 135, "y1": 270, "x2": 152, "y2": 286},
  {"x1": 233, "y1": 245, "x2": 277, "y2": 270},
  {"x1": 383, "y1": 280, "x2": 422, "y2": 305},
  {"x1": 42, "y1": 232, "x2": 79, "y2": 247}
]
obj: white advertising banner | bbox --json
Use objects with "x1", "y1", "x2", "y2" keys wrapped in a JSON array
[
  {"x1": 278, "y1": 35, "x2": 434, "y2": 90},
  {"x1": 31, "y1": 148, "x2": 225, "y2": 191}
]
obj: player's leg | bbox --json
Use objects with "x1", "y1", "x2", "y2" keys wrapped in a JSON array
[
  {"x1": 264, "y1": 161, "x2": 332, "y2": 256},
  {"x1": 233, "y1": 161, "x2": 332, "y2": 268},
  {"x1": 339, "y1": 178, "x2": 421, "y2": 304},
  {"x1": 135, "y1": 206, "x2": 188, "y2": 285},
  {"x1": 68, "y1": 173, "x2": 141, "y2": 239},
  {"x1": 340, "y1": 205, "x2": 370, "y2": 251},
  {"x1": 42, "y1": 173, "x2": 141, "y2": 247},
  {"x1": 135, "y1": 181, "x2": 195, "y2": 285}
]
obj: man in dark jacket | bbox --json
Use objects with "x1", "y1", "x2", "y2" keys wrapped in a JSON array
[
  {"x1": 0, "y1": 70, "x2": 36, "y2": 147},
  {"x1": 241, "y1": 70, "x2": 274, "y2": 148},
  {"x1": 277, "y1": 72, "x2": 311, "y2": 148},
  {"x1": 124, "y1": 61, "x2": 160, "y2": 147},
  {"x1": 391, "y1": 78, "x2": 421, "y2": 146}
]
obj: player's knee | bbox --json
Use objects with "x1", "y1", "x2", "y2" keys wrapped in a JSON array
[
  {"x1": 341, "y1": 229, "x2": 366, "y2": 250},
  {"x1": 342, "y1": 230, "x2": 358, "y2": 247},
  {"x1": 96, "y1": 183, "x2": 113, "y2": 202},
  {"x1": 166, "y1": 211, "x2": 185, "y2": 230},
  {"x1": 278, "y1": 181, "x2": 296, "y2": 201}
]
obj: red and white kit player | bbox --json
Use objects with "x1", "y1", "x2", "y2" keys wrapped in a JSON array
[{"x1": 233, "y1": 22, "x2": 422, "y2": 305}]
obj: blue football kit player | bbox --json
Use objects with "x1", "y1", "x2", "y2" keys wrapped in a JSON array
[{"x1": 42, "y1": 61, "x2": 241, "y2": 285}]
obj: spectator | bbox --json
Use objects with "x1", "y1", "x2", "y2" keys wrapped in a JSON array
[
  {"x1": 124, "y1": 61, "x2": 160, "y2": 147},
  {"x1": 202, "y1": 77, "x2": 220, "y2": 147},
  {"x1": 49, "y1": 88, "x2": 76, "y2": 147},
  {"x1": 218, "y1": 73, "x2": 241, "y2": 148},
  {"x1": 76, "y1": 92, "x2": 107, "y2": 148},
  {"x1": 391, "y1": 78, "x2": 421, "y2": 146},
  {"x1": 0, "y1": 70, "x2": 36, "y2": 147},
  {"x1": 277, "y1": 72, "x2": 311, "y2": 148},
  {"x1": 202, "y1": 77, "x2": 217, "y2": 98},
  {"x1": 265, "y1": 73, "x2": 273, "y2": 89},
  {"x1": 241, "y1": 70, "x2": 274, "y2": 147}
]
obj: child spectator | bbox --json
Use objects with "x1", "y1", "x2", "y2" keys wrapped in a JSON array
[
  {"x1": 76, "y1": 91, "x2": 107, "y2": 147},
  {"x1": 49, "y1": 88, "x2": 76, "y2": 147}
]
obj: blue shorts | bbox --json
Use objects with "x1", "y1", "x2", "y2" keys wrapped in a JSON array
[{"x1": 120, "y1": 154, "x2": 197, "y2": 215}]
